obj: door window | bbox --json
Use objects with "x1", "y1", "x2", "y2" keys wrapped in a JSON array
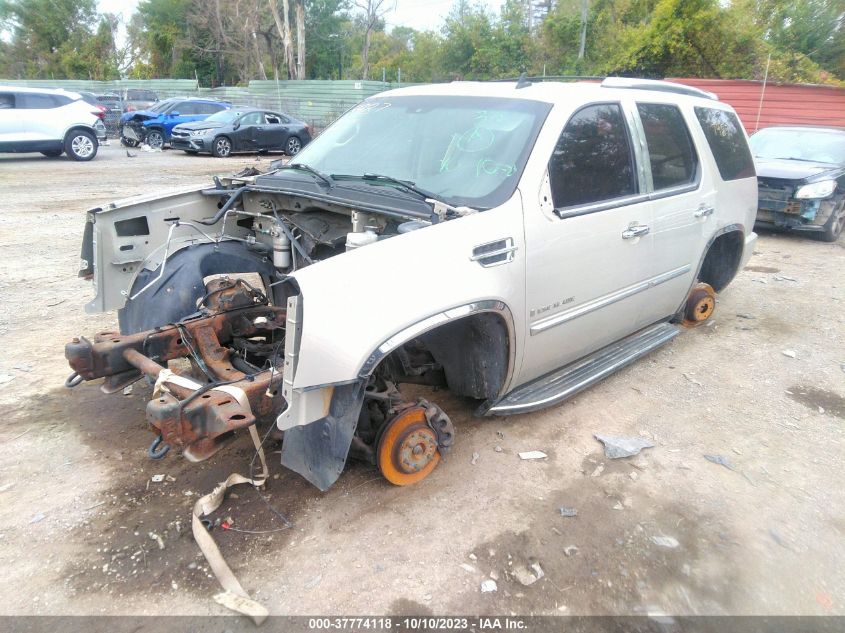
[
  {"x1": 176, "y1": 102, "x2": 198, "y2": 115},
  {"x1": 17, "y1": 93, "x2": 60, "y2": 109},
  {"x1": 240, "y1": 112, "x2": 264, "y2": 126},
  {"x1": 693, "y1": 107, "x2": 755, "y2": 181},
  {"x1": 636, "y1": 103, "x2": 698, "y2": 191},
  {"x1": 0, "y1": 93, "x2": 14, "y2": 109},
  {"x1": 549, "y1": 103, "x2": 636, "y2": 209}
]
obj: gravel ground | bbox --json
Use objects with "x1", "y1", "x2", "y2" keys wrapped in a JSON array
[{"x1": 0, "y1": 143, "x2": 843, "y2": 617}]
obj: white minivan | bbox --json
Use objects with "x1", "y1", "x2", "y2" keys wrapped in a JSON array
[{"x1": 0, "y1": 86, "x2": 105, "y2": 161}]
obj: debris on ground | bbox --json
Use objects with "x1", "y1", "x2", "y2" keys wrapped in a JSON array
[
  {"x1": 651, "y1": 535, "x2": 680, "y2": 548},
  {"x1": 468, "y1": 552, "x2": 478, "y2": 561},
  {"x1": 594, "y1": 434, "x2": 655, "y2": 459},
  {"x1": 518, "y1": 450, "x2": 548, "y2": 460},
  {"x1": 512, "y1": 562, "x2": 544, "y2": 586},
  {"x1": 480, "y1": 579, "x2": 497, "y2": 593},
  {"x1": 683, "y1": 373, "x2": 703, "y2": 386},
  {"x1": 564, "y1": 545, "x2": 579, "y2": 557},
  {"x1": 122, "y1": 385, "x2": 133, "y2": 395},
  {"x1": 590, "y1": 463, "x2": 605, "y2": 477},
  {"x1": 150, "y1": 474, "x2": 165, "y2": 483},
  {"x1": 558, "y1": 507, "x2": 577, "y2": 518},
  {"x1": 459, "y1": 563, "x2": 476, "y2": 573},
  {"x1": 29, "y1": 512, "x2": 45, "y2": 524},
  {"x1": 629, "y1": 471, "x2": 639, "y2": 481},
  {"x1": 781, "y1": 350, "x2": 797, "y2": 359},
  {"x1": 736, "y1": 314, "x2": 756, "y2": 320},
  {"x1": 148, "y1": 532, "x2": 165, "y2": 550},
  {"x1": 471, "y1": 452, "x2": 479, "y2": 465},
  {"x1": 704, "y1": 454, "x2": 737, "y2": 471},
  {"x1": 774, "y1": 275, "x2": 797, "y2": 282},
  {"x1": 12, "y1": 363, "x2": 33, "y2": 372},
  {"x1": 0, "y1": 482, "x2": 14, "y2": 493},
  {"x1": 494, "y1": 446, "x2": 503, "y2": 453}
]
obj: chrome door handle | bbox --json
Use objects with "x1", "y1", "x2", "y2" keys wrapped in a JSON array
[
  {"x1": 622, "y1": 224, "x2": 650, "y2": 239},
  {"x1": 694, "y1": 204, "x2": 715, "y2": 219}
]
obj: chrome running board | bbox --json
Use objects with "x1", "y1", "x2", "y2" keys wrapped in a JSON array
[{"x1": 483, "y1": 322, "x2": 680, "y2": 416}]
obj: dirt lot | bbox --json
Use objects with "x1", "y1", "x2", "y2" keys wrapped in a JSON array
[{"x1": 0, "y1": 143, "x2": 843, "y2": 618}]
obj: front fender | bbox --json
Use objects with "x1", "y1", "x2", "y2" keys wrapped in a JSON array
[{"x1": 287, "y1": 192, "x2": 527, "y2": 392}]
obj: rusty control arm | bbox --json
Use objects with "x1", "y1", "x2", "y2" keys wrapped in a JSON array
[{"x1": 64, "y1": 279, "x2": 288, "y2": 461}]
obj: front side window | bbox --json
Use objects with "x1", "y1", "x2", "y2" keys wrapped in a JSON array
[
  {"x1": 240, "y1": 111, "x2": 264, "y2": 126},
  {"x1": 176, "y1": 102, "x2": 198, "y2": 115},
  {"x1": 293, "y1": 95, "x2": 552, "y2": 208},
  {"x1": 549, "y1": 103, "x2": 637, "y2": 209},
  {"x1": 694, "y1": 107, "x2": 755, "y2": 181},
  {"x1": 637, "y1": 103, "x2": 698, "y2": 191}
]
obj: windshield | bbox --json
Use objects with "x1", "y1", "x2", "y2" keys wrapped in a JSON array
[
  {"x1": 293, "y1": 95, "x2": 551, "y2": 208},
  {"x1": 205, "y1": 110, "x2": 243, "y2": 123},
  {"x1": 750, "y1": 128, "x2": 845, "y2": 165}
]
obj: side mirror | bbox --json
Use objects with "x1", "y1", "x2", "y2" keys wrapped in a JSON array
[
  {"x1": 233, "y1": 122, "x2": 240, "y2": 130},
  {"x1": 170, "y1": 111, "x2": 180, "y2": 117}
]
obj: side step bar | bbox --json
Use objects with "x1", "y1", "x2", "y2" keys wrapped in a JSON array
[{"x1": 483, "y1": 322, "x2": 680, "y2": 416}]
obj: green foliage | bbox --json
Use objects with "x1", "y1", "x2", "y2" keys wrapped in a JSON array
[
  {"x1": 0, "y1": 0, "x2": 118, "y2": 78},
  {"x1": 0, "y1": 0, "x2": 842, "y2": 85}
]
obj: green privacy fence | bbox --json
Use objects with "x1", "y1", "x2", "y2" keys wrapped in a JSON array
[{"x1": 0, "y1": 78, "x2": 408, "y2": 129}]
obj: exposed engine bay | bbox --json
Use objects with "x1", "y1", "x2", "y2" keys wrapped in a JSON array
[{"x1": 67, "y1": 167, "x2": 480, "y2": 490}]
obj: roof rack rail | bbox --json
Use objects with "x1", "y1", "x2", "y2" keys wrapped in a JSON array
[{"x1": 600, "y1": 77, "x2": 718, "y2": 101}]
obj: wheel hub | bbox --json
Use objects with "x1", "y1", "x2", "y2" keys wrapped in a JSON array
[
  {"x1": 377, "y1": 403, "x2": 450, "y2": 486},
  {"x1": 683, "y1": 282, "x2": 716, "y2": 326}
]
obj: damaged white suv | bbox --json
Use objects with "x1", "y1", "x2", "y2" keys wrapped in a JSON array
[{"x1": 65, "y1": 78, "x2": 758, "y2": 490}]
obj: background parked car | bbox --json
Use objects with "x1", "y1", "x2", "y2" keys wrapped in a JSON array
[
  {"x1": 120, "y1": 88, "x2": 158, "y2": 113},
  {"x1": 119, "y1": 97, "x2": 230, "y2": 149},
  {"x1": 750, "y1": 126, "x2": 845, "y2": 242},
  {"x1": 96, "y1": 93, "x2": 123, "y2": 137},
  {"x1": 171, "y1": 107, "x2": 312, "y2": 157},
  {"x1": 75, "y1": 91, "x2": 108, "y2": 142},
  {"x1": 0, "y1": 86, "x2": 102, "y2": 160}
]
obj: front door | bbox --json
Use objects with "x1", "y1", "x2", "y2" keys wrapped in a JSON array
[
  {"x1": 233, "y1": 111, "x2": 265, "y2": 151},
  {"x1": 518, "y1": 102, "x2": 657, "y2": 386}
]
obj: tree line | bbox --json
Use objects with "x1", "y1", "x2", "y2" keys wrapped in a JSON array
[{"x1": 0, "y1": 0, "x2": 842, "y2": 86}]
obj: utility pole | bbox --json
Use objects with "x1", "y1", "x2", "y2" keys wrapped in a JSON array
[{"x1": 578, "y1": 0, "x2": 588, "y2": 60}]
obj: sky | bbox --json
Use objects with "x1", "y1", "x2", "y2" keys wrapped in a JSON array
[{"x1": 97, "y1": 0, "x2": 505, "y2": 34}]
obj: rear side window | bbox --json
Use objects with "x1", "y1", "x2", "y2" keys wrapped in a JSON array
[
  {"x1": 549, "y1": 103, "x2": 636, "y2": 209},
  {"x1": 637, "y1": 103, "x2": 698, "y2": 190},
  {"x1": 17, "y1": 93, "x2": 65, "y2": 109},
  {"x1": 694, "y1": 107, "x2": 755, "y2": 181},
  {"x1": 0, "y1": 93, "x2": 13, "y2": 109}
]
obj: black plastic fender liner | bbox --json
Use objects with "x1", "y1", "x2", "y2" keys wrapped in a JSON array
[
  {"x1": 118, "y1": 241, "x2": 276, "y2": 334},
  {"x1": 280, "y1": 382, "x2": 366, "y2": 491}
]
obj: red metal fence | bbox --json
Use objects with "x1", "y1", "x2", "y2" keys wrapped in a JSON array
[{"x1": 668, "y1": 78, "x2": 845, "y2": 134}]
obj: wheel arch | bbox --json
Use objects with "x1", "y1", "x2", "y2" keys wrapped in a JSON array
[
  {"x1": 359, "y1": 300, "x2": 517, "y2": 401},
  {"x1": 63, "y1": 124, "x2": 98, "y2": 144},
  {"x1": 695, "y1": 224, "x2": 746, "y2": 293}
]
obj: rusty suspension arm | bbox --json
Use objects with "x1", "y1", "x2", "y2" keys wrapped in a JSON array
[{"x1": 65, "y1": 299, "x2": 288, "y2": 461}]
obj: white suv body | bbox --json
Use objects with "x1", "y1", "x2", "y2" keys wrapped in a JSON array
[
  {"x1": 0, "y1": 86, "x2": 104, "y2": 160},
  {"x1": 65, "y1": 79, "x2": 757, "y2": 490}
]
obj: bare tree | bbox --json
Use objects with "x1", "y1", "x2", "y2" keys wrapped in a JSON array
[
  {"x1": 354, "y1": 0, "x2": 395, "y2": 80},
  {"x1": 294, "y1": 0, "x2": 305, "y2": 79},
  {"x1": 269, "y1": 0, "x2": 296, "y2": 78}
]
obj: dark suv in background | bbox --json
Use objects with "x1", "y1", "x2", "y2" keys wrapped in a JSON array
[{"x1": 121, "y1": 88, "x2": 158, "y2": 113}]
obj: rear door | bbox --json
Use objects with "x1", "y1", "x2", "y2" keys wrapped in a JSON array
[
  {"x1": 15, "y1": 92, "x2": 67, "y2": 141},
  {"x1": 632, "y1": 101, "x2": 712, "y2": 322},
  {"x1": 520, "y1": 101, "x2": 656, "y2": 384},
  {"x1": 257, "y1": 112, "x2": 289, "y2": 150}
]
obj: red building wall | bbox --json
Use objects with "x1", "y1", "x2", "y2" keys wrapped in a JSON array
[{"x1": 667, "y1": 78, "x2": 845, "y2": 134}]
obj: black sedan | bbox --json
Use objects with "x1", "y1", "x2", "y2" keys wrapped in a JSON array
[
  {"x1": 170, "y1": 108, "x2": 312, "y2": 158},
  {"x1": 750, "y1": 126, "x2": 845, "y2": 242}
]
